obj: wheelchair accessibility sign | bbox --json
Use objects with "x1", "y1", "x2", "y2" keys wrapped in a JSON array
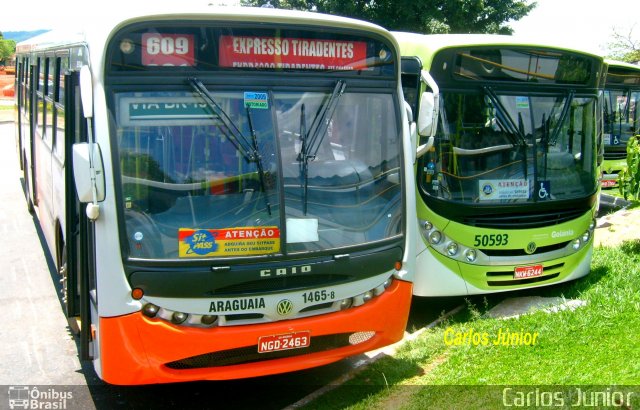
[{"x1": 537, "y1": 181, "x2": 551, "y2": 200}]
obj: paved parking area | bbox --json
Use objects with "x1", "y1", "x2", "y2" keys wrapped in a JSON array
[{"x1": 0, "y1": 124, "x2": 87, "y2": 385}]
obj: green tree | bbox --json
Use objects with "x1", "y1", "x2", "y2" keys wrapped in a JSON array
[
  {"x1": 0, "y1": 32, "x2": 16, "y2": 66},
  {"x1": 607, "y1": 25, "x2": 640, "y2": 64},
  {"x1": 241, "y1": 0, "x2": 536, "y2": 34}
]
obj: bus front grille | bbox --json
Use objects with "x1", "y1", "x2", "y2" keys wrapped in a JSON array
[
  {"x1": 481, "y1": 242, "x2": 569, "y2": 257},
  {"x1": 603, "y1": 151, "x2": 627, "y2": 161},
  {"x1": 483, "y1": 262, "x2": 563, "y2": 287},
  {"x1": 463, "y1": 209, "x2": 585, "y2": 229},
  {"x1": 486, "y1": 273, "x2": 560, "y2": 287},
  {"x1": 164, "y1": 332, "x2": 372, "y2": 370}
]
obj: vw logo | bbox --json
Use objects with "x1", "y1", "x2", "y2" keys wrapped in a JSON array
[
  {"x1": 525, "y1": 242, "x2": 537, "y2": 254},
  {"x1": 276, "y1": 299, "x2": 294, "y2": 316}
]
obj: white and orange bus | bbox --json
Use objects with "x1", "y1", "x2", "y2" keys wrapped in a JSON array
[{"x1": 14, "y1": 6, "x2": 417, "y2": 384}]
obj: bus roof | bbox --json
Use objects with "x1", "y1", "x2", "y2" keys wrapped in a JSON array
[
  {"x1": 605, "y1": 59, "x2": 640, "y2": 71},
  {"x1": 17, "y1": 6, "x2": 395, "y2": 53},
  {"x1": 605, "y1": 59, "x2": 640, "y2": 87},
  {"x1": 391, "y1": 32, "x2": 604, "y2": 69}
]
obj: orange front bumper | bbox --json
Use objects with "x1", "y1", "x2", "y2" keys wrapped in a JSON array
[{"x1": 98, "y1": 279, "x2": 412, "y2": 385}]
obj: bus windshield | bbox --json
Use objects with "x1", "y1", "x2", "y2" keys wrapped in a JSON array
[
  {"x1": 114, "y1": 87, "x2": 401, "y2": 259},
  {"x1": 418, "y1": 90, "x2": 598, "y2": 204},
  {"x1": 604, "y1": 89, "x2": 640, "y2": 149}
]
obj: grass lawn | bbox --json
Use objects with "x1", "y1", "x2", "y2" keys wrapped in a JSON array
[{"x1": 303, "y1": 242, "x2": 640, "y2": 409}]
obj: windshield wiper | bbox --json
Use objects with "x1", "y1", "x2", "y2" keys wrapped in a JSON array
[
  {"x1": 297, "y1": 80, "x2": 346, "y2": 215},
  {"x1": 245, "y1": 105, "x2": 272, "y2": 215},
  {"x1": 188, "y1": 77, "x2": 271, "y2": 215},
  {"x1": 548, "y1": 90, "x2": 575, "y2": 146},
  {"x1": 483, "y1": 86, "x2": 527, "y2": 148}
]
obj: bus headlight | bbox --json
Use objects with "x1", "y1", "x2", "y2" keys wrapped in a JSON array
[
  {"x1": 429, "y1": 230, "x2": 443, "y2": 244},
  {"x1": 446, "y1": 241, "x2": 459, "y2": 256},
  {"x1": 464, "y1": 249, "x2": 477, "y2": 262},
  {"x1": 362, "y1": 291, "x2": 374, "y2": 302},
  {"x1": 339, "y1": 298, "x2": 353, "y2": 310},
  {"x1": 589, "y1": 218, "x2": 596, "y2": 231},
  {"x1": 171, "y1": 311, "x2": 188, "y2": 324},
  {"x1": 582, "y1": 231, "x2": 590, "y2": 242},
  {"x1": 422, "y1": 220, "x2": 433, "y2": 231},
  {"x1": 571, "y1": 238, "x2": 581, "y2": 250},
  {"x1": 201, "y1": 315, "x2": 218, "y2": 325},
  {"x1": 142, "y1": 303, "x2": 159, "y2": 318}
]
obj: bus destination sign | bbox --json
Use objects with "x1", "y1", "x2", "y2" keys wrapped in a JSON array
[{"x1": 219, "y1": 35, "x2": 368, "y2": 70}]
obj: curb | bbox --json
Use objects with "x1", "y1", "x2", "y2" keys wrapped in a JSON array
[{"x1": 284, "y1": 304, "x2": 464, "y2": 409}]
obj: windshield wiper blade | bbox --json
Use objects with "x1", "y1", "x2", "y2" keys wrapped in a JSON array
[
  {"x1": 484, "y1": 86, "x2": 527, "y2": 147},
  {"x1": 189, "y1": 77, "x2": 272, "y2": 215},
  {"x1": 298, "y1": 104, "x2": 310, "y2": 215},
  {"x1": 245, "y1": 105, "x2": 272, "y2": 216},
  {"x1": 188, "y1": 77, "x2": 254, "y2": 161},
  {"x1": 297, "y1": 80, "x2": 346, "y2": 216},
  {"x1": 307, "y1": 80, "x2": 346, "y2": 157},
  {"x1": 548, "y1": 90, "x2": 575, "y2": 146}
]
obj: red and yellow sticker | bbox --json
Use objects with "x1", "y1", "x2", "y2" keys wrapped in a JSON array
[{"x1": 178, "y1": 227, "x2": 280, "y2": 258}]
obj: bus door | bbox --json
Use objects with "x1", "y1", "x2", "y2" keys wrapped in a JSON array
[{"x1": 63, "y1": 70, "x2": 94, "y2": 360}]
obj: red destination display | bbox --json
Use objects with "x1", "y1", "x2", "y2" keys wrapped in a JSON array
[
  {"x1": 219, "y1": 35, "x2": 368, "y2": 70},
  {"x1": 142, "y1": 33, "x2": 195, "y2": 66}
]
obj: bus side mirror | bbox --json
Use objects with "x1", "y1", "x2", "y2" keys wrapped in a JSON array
[
  {"x1": 416, "y1": 91, "x2": 436, "y2": 159},
  {"x1": 417, "y1": 91, "x2": 435, "y2": 136},
  {"x1": 80, "y1": 66, "x2": 93, "y2": 118},
  {"x1": 72, "y1": 143, "x2": 105, "y2": 203}
]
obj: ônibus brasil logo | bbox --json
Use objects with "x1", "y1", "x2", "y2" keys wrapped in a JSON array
[{"x1": 7, "y1": 386, "x2": 72, "y2": 409}]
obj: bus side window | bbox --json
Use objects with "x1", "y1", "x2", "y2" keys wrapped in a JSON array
[{"x1": 54, "y1": 56, "x2": 68, "y2": 161}]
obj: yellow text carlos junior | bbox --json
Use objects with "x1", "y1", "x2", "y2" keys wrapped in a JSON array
[{"x1": 444, "y1": 327, "x2": 539, "y2": 346}]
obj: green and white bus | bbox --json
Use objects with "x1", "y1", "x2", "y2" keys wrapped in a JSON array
[
  {"x1": 394, "y1": 33, "x2": 605, "y2": 296},
  {"x1": 601, "y1": 59, "x2": 640, "y2": 188}
]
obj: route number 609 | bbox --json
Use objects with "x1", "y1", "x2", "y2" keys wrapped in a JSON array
[{"x1": 146, "y1": 36, "x2": 190, "y2": 56}]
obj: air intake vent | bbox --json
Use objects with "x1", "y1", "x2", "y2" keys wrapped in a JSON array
[
  {"x1": 603, "y1": 152, "x2": 627, "y2": 160},
  {"x1": 165, "y1": 332, "x2": 371, "y2": 369},
  {"x1": 463, "y1": 209, "x2": 585, "y2": 229}
]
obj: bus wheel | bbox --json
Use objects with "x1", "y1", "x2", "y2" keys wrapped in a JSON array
[{"x1": 22, "y1": 154, "x2": 34, "y2": 214}]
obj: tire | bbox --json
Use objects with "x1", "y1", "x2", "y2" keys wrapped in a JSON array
[{"x1": 23, "y1": 153, "x2": 34, "y2": 214}]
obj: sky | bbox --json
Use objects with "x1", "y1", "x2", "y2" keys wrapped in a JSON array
[
  {"x1": 508, "y1": 0, "x2": 638, "y2": 55},
  {"x1": 2, "y1": 0, "x2": 638, "y2": 56}
]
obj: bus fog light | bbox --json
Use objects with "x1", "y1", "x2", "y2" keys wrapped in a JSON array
[
  {"x1": 348, "y1": 331, "x2": 375, "y2": 345},
  {"x1": 383, "y1": 278, "x2": 392, "y2": 289},
  {"x1": 572, "y1": 238, "x2": 581, "y2": 250},
  {"x1": 446, "y1": 241, "x2": 458, "y2": 256},
  {"x1": 339, "y1": 298, "x2": 353, "y2": 310},
  {"x1": 422, "y1": 220, "x2": 433, "y2": 231},
  {"x1": 201, "y1": 315, "x2": 217, "y2": 325},
  {"x1": 464, "y1": 249, "x2": 477, "y2": 262},
  {"x1": 142, "y1": 303, "x2": 159, "y2": 318},
  {"x1": 582, "y1": 231, "x2": 590, "y2": 242},
  {"x1": 171, "y1": 311, "x2": 188, "y2": 324},
  {"x1": 362, "y1": 291, "x2": 374, "y2": 302},
  {"x1": 428, "y1": 230, "x2": 442, "y2": 245}
]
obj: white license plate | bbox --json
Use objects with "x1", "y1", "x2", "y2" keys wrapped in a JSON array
[
  {"x1": 514, "y1": 264, "x2": 543, "y2": 279},
  {"x1": 258, "y1": 331, "x2": 311, "y2": 353}
]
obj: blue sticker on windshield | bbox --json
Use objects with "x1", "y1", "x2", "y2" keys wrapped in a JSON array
[
  {"x1": 515, "y1": 96, "x2": 529, "y2": 109},
  {"x1": 244, "y1": 92, "x2": 269, "y2": 109}
]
